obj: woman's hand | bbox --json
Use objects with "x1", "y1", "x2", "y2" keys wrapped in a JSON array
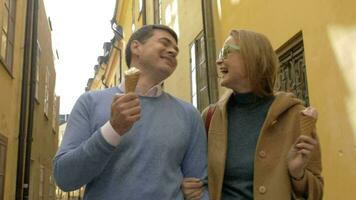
[
  {"x1": 287, "y1": 133, "x2": 318, "y2": 179},
  {"x1": 287, "y1": 107, "x2": 318, "y2": 179},
  {"x1": 181, "y1": 178, "x2": 204, "y2": 200}
]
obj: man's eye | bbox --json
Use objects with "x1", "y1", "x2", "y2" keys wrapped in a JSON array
[{"x1": 161, "y1": 41, "x2": 169, "y2": 47}]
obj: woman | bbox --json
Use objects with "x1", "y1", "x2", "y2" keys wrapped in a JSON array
[{"x1": 183, "y1": 29, "x2": 323, "y2": 200}]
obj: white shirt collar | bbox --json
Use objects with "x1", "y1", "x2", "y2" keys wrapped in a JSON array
[{"x1": 118, "y1": 79, "x2": 163, "y2": 97}]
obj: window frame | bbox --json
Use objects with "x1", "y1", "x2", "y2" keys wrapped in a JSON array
[
  {"x1": 138, "y1": 0, "x2": 143, "y2": 20},
  {"x1": 44, "y1": 66, "x2": 50, "y2": 118},
  {"x1": 0, "y1": 133, "x2": 7, "y2": 200},
  {"x1": 153, "y1": 0, "x2": 162, "y2": 24},
  {"x1": 52, "y1": 95, "x2": 58, "y2": 134},
  {"x1": 35, "y1": 40, "x2": 41, "y2": 102},
  {"x1": 189, "y1": 31, "x2": 210, "y2": 112},
  {"x1": 275, "y1": 31, "x2": 310, "y2": 106},
  {"x1": 0, "y1": 0, "x2": 16, "y2": 76}
]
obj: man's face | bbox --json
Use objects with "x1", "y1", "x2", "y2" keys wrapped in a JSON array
[{"x1": 135, "y1": 30, "x2": 179, "y2": 81}]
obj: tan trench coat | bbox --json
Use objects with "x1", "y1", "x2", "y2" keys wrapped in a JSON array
[{"x1": 203, "y1": 91, "x2": 323, "y2": 200}]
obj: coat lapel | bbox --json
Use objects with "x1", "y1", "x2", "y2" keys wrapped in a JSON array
[{"x1": 208, "y1": 90, "x2": 233, "y2": 199}]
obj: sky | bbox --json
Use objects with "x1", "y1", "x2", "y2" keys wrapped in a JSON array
[{"x1": 44, "y1": 0, "x2": 117, "y2": 114}]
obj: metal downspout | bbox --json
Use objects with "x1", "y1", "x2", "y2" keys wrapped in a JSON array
[
  {"x1": 201, "y1": 0, "x2": 219, "y2": 103},
  {"x1": 23, "y1": 0, "x2": 39, "y2": 198},
  {"x1": 15, "y1": 0, "x2": 34, "y2": 198}
]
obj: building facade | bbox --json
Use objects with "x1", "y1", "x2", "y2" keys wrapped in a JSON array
[
  {"x1": 0, "y1": 0, "x2": 59, "y2": 199},
  {"x1": 0, "y1": 0, "x2": 27, "y2": 199}
]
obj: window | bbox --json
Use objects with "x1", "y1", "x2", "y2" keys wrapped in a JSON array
[
  {"x1": 153, "y1": 0, "x2": 162, "y2": 24},
  {"x1": 39, "y1": 165, "x2": 44, "y2": 200},
  {"x1": 48, "y1": 175, "x2": 54, "y2": 200},
  {"x1": 138, "y1": 0, "x2": 143, "y2": 17},
  {"x1": 117, "y1": 48, "x2": 122, "y2": 84},
  {"x1": 44, "y1": 66, "x2": 50, "y2": 117},
  {"x1": 35, "y1": 41, "x2": 41, "y2": 101},
  {"x1": 274, "y1": 32, "x2": 310, "y2": 106},
  {"x1": 190, "y1": 33, "x2": 210, "y2": 112},
  {"x1": 0, "y1": 0, "x2": 16, "y2": 75},
  {"x1": 0, "y1": 134, "x2": 7, "y2": 200},
  {"x1": 52, "y1": 95, "x2": 57, "y2": 132},
  {"x1": 131, "y1": 0, "x2": 135, "y2": 33}
]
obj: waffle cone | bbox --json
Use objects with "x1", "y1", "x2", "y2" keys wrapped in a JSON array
[
  {"x1": 300, "y1": 114, "x2": 316, "y2": 136},
  {"x1": 125, "y1": 73, "x2": 140, "y2": 93}
]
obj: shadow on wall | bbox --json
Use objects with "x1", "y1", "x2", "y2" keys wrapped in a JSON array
[{"x1": 310, "y1": 22, "x2": 356, "y2": 199}]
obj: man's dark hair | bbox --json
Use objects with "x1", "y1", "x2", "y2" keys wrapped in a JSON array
[{"x1": 125, "y1": 24, "x2": 178, "y2": 67}]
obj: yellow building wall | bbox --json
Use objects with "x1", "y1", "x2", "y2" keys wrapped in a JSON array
[
  {"x1": 0, "y1": 0, "x2": 27, "y2": 199},
  {"x1": 145, "y1": 0, "x2": 154, "y2": 25},
  {"x1": 214, "y1": 0, "x2": 356, "y2": 199},
  {"x1": 159, "y1": 0, "x2": 204, "y2": 102},
  {"x1": 113, "y1": 0, "x2": 145, "y2": 85},
  {"x1": 116, "y1": 0, "x2": 204, "y2": 102},
  {"x1": 28, "y1": 0, "x2": 58, "y2": 199},
  {"x1": 116, "y1": 0, "x2": 134, "y2": 78}
]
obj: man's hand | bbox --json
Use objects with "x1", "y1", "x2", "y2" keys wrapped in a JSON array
[
  {"x1": 110, "y1": 93, "x2": 141, "y2": 136},
  {"x1": 182, "y1": 178, "x2": 204, "y2": 200}
]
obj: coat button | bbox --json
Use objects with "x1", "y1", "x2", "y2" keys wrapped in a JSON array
[
  {"x1": 259, "y1": 150, "x2": 266, "y2": 158},
  {"x1": 259, "y1": 186, "x2": 267, "y2": 194},
  {"x1": 271, "y1": 120, "x2": 278, "y2": 126}
]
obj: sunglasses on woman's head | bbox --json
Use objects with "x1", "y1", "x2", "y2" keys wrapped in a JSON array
[{"x1": 218, "y1": 44, "x2": 241, "y2": 60}]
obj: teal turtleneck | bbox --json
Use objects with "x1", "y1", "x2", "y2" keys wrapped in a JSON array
[{"x1": 222, "y1": 92, "x2": 274, "y2": 200}]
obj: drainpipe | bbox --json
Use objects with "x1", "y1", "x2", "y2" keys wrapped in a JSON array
[
  {"x1": 201, "y1": 0, "x2": 219, "y2": 103},
  {"x1": 23, "y1": 0, "x2": 39, "y2": 198},
  {"x1": 16, "y1": 0, "x2": 34, "y2": 199},
  {"x1": 142, "y1": 0, "x2": 147, "y2": 25}
]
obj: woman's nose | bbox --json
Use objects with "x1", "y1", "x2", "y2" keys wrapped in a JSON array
[{"x1": 216, "y1": 57, "x2": 223, "y2": 65}]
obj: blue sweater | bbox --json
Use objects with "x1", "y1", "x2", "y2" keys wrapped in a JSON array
[{"x1": 53, "y1": 87, "x2": 208, "y2": 200}]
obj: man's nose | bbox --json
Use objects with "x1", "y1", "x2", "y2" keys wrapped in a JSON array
[{"x1": 168, "y1": 48, "x2": 178, "y2": 57}]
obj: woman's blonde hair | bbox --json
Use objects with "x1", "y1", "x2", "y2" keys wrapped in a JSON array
[{"x1": 230, "y1": 29, "x2": 278, "y2": 97}]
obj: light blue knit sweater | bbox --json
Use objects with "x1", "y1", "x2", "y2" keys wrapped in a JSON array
[{"x1": 53, "y1": 87, "x2": 208, "y2": 200}]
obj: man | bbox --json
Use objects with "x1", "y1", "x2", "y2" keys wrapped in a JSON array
[{"x1": 53, "y1": 25, "x2": 208, "y2": 200}]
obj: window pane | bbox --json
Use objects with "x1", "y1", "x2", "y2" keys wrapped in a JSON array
[
  {"x1": 2, "y1": 9, "x2": 9, "y2": 34},
  {"x1": 199, "y1": 37, "x2": 205, "y2": 63},
  {"x1": 198, "y1": 87, "x2": 209, "y2": 111},
  {"x1": 191, "y1": 68, "x2": 196, "y2": 96},
  {"x1": 6, "y1": 42, "x2": 12, "y2": 68},
  {"x1": 0, "y1": 146, "x2": 5, "y2": 174},
  {"x1": 7, "y1": 17, "x2": 14, "y2": 42},
  {"x1": 0, "y1": 136, "x2": 6, "y2": 200},
  {"x1": 5, "y1": 0, "x2": 10, "y2": 8},
  {"x1": 1, "y1": 32, "x2": 7, "y2": 60},
  {"x1": 139, "y1": 0, "x2": 143, "y2": 13},
  {"x1": 0, "y1": 177, "x2": 4, "y2": 200},
  {"x1": 198, "y1": 62, "x2": 208, "y2": 90},
  {"x1": 190, "y1": 43, "x2": 196, "y2": 71},
  {"x1": 192, "y1": 94, "x2": 197, "y2": 108},
  {"x1": 9, "y1": 0, "x2": 16, "y2": 16}
]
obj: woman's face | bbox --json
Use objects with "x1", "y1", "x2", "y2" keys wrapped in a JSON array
[{"x1": 216, "y1": 36, "x2": 252, "y2": 93}]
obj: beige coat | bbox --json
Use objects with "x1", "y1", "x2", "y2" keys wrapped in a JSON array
[{"x1": 203, "y1": 91, "x2": 323, "y2": 200}]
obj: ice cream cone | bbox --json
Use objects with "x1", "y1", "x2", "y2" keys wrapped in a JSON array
[
  {"x1": 124, "y1": 67, "x2": 141, "y2": 93},
  {"x1": 300, "y1": 114, "x2": 316, "y2": 136}
]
